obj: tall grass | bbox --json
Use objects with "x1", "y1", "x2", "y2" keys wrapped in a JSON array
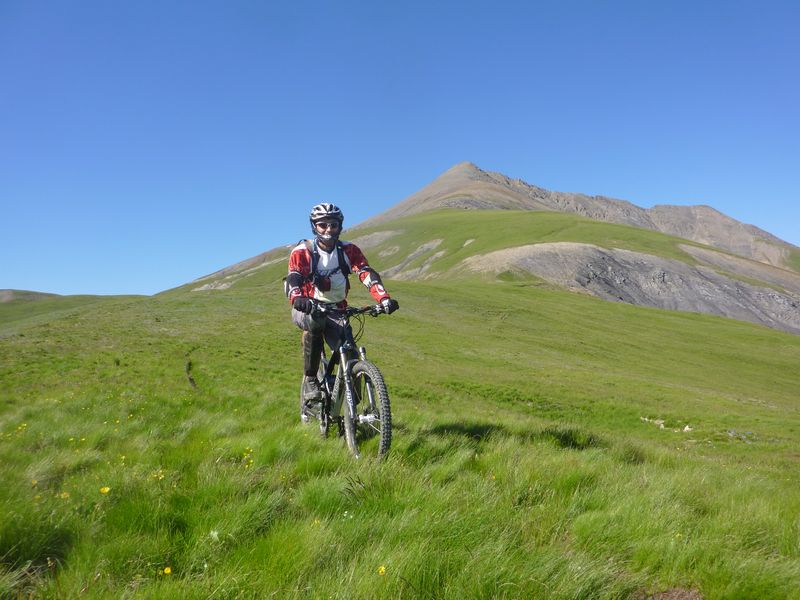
[{"x1": 2, "y1": 224, "x2": 799, "y2": 598}]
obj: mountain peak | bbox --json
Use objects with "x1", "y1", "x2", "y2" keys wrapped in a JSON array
[
  {"x1": 431, "y1": 161, "x2": 488, "y2": 184},
  {"x1": 446, "y1": 161, "x2": 483, "y2": 174}
]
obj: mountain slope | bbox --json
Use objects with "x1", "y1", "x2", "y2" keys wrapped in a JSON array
[{"x1": 359, "y1": 162, "x2": 798, "y2": 269}]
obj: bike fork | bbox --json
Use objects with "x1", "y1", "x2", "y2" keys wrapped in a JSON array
[{"x1": 338, "y1": 345, "x2": 364, "y2": 428}]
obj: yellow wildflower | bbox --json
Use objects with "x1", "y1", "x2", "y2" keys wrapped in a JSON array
[
  {"x1": 163, "y1": 567, "x2": 172, "y2": 575},
  {"x1": 100, "y1": 487, "x2": 110, "y2": 494},
  {"x1": 378, "y1": 565, "x2": 386, "y2": 576}
]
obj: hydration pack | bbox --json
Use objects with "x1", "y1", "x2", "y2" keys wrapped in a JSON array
[{"x1": 283, "y1": 239, "x2": 350, "y2": 297}]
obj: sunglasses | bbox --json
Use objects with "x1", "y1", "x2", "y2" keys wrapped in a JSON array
[{"x1": 315, "y1": 221, "x2": 340, "y2": 230}]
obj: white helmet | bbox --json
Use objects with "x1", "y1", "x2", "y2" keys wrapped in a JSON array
[
  {"x1": 309, "y1": 203, "x2": 344, "y2": 243},
  {"x1": 309, "y1": 203, "x2": 344, "y2": 224}
]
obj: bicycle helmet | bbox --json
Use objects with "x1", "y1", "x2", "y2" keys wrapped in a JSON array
[{"x1": 309, "y1": 203, "x2": 344, "y2": 243}]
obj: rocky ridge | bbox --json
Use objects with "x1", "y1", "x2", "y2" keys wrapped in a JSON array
[{"x1": 358, "y1": 162, "x2": 797, "y2": 269}]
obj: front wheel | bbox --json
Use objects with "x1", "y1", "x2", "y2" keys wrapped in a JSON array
[{"x1": 351, "y1": 360, "x2": 392, "y2": 459}]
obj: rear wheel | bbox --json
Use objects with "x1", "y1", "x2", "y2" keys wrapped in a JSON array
[{"x1": 351, "y1": 360, "x2": 392, "y2": 459}]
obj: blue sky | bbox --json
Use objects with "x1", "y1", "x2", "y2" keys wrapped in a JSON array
[{"x1": 3, "y1": 1, "x2": 798, "y2": 296}]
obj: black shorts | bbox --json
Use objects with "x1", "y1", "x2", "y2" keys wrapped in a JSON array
[{"x1": 291, "y1": 308, "x2": 351, "y2": 353}]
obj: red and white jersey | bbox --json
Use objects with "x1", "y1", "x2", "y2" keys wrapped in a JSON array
[{"x1": 286, "y1": 240, "x2": 390, "y2": 306}]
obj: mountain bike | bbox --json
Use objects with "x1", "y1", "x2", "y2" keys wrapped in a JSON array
[{"x1": 299, "y1": 302, "x2": 392, "y2": 459}]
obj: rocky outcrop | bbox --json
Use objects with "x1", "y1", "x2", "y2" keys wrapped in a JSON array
[
  {"x1": 648, "y1": 205, "x2": 791, "y2": 267},
  {"x1": 679, "y1": 245, "x2": 800, "y2": 295},
  {"x1": 382, "y1": 240, "x2": 444, "y2": 279},
  {"x1": 457, "y1": 243, "x2": 800, "y2": 334}
]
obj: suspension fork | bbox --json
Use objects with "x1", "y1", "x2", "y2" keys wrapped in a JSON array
[
  {"x1": 345, "y1": 343, "x2": 361, "y2": 422},
  {"x1": 332, "y1": 342, "x2": 360, "y2": 420}
]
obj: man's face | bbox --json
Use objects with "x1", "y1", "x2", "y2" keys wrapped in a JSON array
[
  {"x1": 314, "y1": 220, "x2": 341, "y2": 234},
  {"x1": 314, "y1": 220, "x2": 341, "y2": 247}
]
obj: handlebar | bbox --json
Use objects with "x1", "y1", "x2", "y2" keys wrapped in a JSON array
[{"x1": 313, "y1": 302, "x2": 386, "y2": 318}]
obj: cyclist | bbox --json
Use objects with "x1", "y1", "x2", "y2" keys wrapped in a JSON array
[{"x1": 286, "y1": 203, "x2": 399, "y2": 417}]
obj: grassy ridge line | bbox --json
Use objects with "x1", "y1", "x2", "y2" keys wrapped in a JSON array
[
  {"x1": 0, "y1": 293, "x2": 145, "y2": 332},
  {"x1": 1, "y1": 261, "x2": 799, "y2": 597}
]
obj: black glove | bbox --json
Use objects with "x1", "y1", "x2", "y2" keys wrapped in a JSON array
[
  {"x1": 381, "y1": 298, "x2": 399, "y2": 314},
  {"x1": 293, "y1": 297, "x2": 314, "y2": 314}
]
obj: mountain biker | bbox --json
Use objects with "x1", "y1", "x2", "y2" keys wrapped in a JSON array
[{"x1": 286, "y1": 203, "x2": 399, "y2": 417}]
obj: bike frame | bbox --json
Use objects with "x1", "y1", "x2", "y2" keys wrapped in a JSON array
[{"x1": 317, "y1": 305, "x2": 378, "y2": 429}]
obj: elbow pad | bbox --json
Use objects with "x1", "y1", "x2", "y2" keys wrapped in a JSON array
[{"x1": 360, "y1": 267, "x2": 383, "y2": 288}]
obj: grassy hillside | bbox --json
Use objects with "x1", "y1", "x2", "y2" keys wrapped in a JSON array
[
  {"x1": 1, "y1": 226, "x2": 799, "y2": 598},
  {"x1": 348, "y1": 209, "x2": 707, "y2": 276}
]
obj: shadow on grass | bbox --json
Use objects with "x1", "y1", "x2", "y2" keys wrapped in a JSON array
[
  {"x1": 399, "y1": 420, "x2": 606, "y2": 463},
  {"x1": 0, "y1": 525, "x2": 74, "y2": 570},
  {"x1": 430, "y1": 420, "x2": 604, "y2": 450},
  {"x1": 538, "y1": 426, "x2": 604, "y2": 450},
  {"x1": 428, "y1": 422, "x2": 504, "y2": 441}
]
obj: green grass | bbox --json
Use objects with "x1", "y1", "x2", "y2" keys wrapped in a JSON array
[
  {"x1": 788, "y1": 248, "x2": 800, "y2": 273},
  {"x1": 1, "y1": 219, "x2": 799, "y2": 598}
]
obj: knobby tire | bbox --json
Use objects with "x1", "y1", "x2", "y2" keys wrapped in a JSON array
[{"x1": 351, "y1": 360, "x2": 392, "y2": 459}]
